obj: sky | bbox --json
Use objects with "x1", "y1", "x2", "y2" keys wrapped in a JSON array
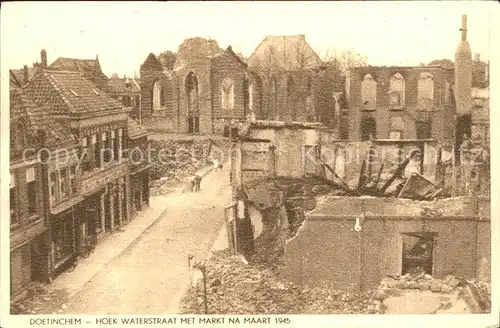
[{"x1": 1, "y1": 1, "x2": 495, "y2": 78}]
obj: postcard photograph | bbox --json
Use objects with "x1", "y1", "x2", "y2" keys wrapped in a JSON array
[{"x1": 0, "y1": 1, "x2": 498, "y2": 328}]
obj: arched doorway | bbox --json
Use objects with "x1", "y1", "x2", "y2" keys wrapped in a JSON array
[
  {"x1": 186, "y1": 72, "x2": 199, "y2": 134},
  {"x1": 360, "y1": 116, "x2": 377, "y2": 141}
]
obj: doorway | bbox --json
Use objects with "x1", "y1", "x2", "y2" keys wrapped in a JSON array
[
  {"x1": 402, "y1": 232, "x2": 436, "y2": 275},
  {"x1": 360, "y1": 116, "x2": 377, "y2": 141},
  {"x1": 186, "y1": 72, "x2": 200, "y2": 134},
  {"x1": 416, "y1": 121, "x2": 432, "y2": 139}
]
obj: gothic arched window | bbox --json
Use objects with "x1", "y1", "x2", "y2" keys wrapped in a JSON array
[
  {"x1": 361, "y1": 74, "x2": 377, "y2": 110},
  {"x1": 152, "y1": 80, "x2": 164, "y2": 112},
  {"x1": 418, "y1": 72, "x2": 434, "y2": 111},
  {"x1": 389, "y1": 73, "x2": 405, "y2": 109},
  {"x1": 221, "y1": 77, "x2": 234, "y2": 110}
]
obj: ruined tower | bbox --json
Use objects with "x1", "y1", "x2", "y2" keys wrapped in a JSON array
[{"x1": 454, "y1": 15, "x2": 472, "y2": 116}]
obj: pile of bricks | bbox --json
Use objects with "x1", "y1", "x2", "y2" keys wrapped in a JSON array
[{"x1": 377, "y1": 273, "x2": 464, "y2": 299}]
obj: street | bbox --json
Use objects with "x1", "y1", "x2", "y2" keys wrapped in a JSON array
[{"x1": 60, "y1": 166, "x2": 231, "y2": 314}]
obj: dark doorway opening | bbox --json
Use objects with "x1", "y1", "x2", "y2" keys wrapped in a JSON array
[
  {"x1": 360, "y1": 116, "x2": 377, "y2": 141},
  {"x1": 416, "y1": 121, "x2": 432, "y2": 139},
  {"x1": 402, "y1": 232, "x2": 436, "y2": 275},
  {"x1": 186, "y1": 72, "x2": 200, "y2": 134}
]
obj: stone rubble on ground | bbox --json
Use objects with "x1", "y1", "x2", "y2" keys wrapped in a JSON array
[
  {"x1": 376, "y1": 271, "x2": 491, "y2": 313},
  {"x1": 180, "y1": 249, "x2": 382, "y2": 315}
]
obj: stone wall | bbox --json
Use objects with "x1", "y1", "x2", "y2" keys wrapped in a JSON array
[{"x1": 281, "y1": 196, "x2": 490, "y2": 292}]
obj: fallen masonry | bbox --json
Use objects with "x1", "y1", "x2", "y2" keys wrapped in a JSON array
[
  {"x1": 149, "y1": 138, "x2": 230, "y2": 196},
  {"x1": 180, "y1": 250, "x2": 382, "y2": 314}
]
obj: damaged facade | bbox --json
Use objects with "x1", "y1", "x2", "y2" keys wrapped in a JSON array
[
  {"x1": 139, "y1": 35, "x2": 341, "y2": 135},
  {"x1": 227, "y1": 118, "x2": 490, "y2": 295},
  {"x1": 140, "y1": 39, "x2": 250, "y2": 135},
  {"x1": 343, "y1": 65, "x2": 455, "y2": 144}
]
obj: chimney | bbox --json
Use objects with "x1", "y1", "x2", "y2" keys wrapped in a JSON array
[
  {"x1": 455, "y1": 14, "x2": 472, "y2": 116},
  {"x1": 23, "y1": 65, "x2": 29, "y2": 83},
  {"x1": 41, "y1": 49, "x2": 47, "y2": 67},
  {"x1": 460, "y1": 15, "x2": 467, "y2": 41}
]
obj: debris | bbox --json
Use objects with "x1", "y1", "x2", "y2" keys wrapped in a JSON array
[
  {"x1": 180, "y1": 250, "x2": 380, "y2": 314},
  {"x1": 398, "y1": 172, "x2": 443, "y2": 200}
]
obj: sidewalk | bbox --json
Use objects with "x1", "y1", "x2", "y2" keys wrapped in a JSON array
[
  {"x1": 49, "y1": 196, "x2": 169, "y2": 298},
  {"x1": 49, "y1": 164, "x2": 218, "y2": 298}
]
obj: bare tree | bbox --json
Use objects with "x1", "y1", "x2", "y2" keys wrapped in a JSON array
[
  {"x1": 323, "y1": 49, "x2": 368, "y2": 73},
  {"x1": 158, "y1": 50, "x2": 177, "y2": 70}
]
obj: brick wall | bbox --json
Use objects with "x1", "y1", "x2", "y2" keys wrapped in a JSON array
[
  {"x1": 347, "y1": 66, "x2": 456, "y2": 143},
  {"x1": 281, "y1": 196, "x2": 490, "y2": 292},
  {"x1": 211, "y1": 53, "x2": 247, "y2": 119}
]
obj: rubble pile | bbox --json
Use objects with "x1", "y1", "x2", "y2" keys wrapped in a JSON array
[
  {"x1": 180, "y1": 250, "x2": 381, "y2": 315},
  {"x1": 149, "y1": 139, "x2": 229, "y2": 196},
  {"x1": 461, "y1": 279, "x2": 491, "y2": 313},
  {"x1": 377, "y1": 272, "x2": 466, "y2": 298}
]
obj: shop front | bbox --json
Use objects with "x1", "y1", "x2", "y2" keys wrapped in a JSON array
[{"x1": 49, "y1": 211, "x2": 76, "y2": 278}]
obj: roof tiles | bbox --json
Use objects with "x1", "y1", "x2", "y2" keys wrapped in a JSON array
[{"x1": 25, "y1": 70, "x2": 126, "y2": 115}]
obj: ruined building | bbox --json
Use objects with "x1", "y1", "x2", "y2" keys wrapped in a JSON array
[
  {"x1": 140, "y1": 38, "x2": 250, "y2": 135},
  {"x1": 228, "y1": 120, "x2": 490, "y2": 294},
  {"x1": 139, "y1": 35, "x2": 341, "y2": 135},
  {"x1": 226, "y1": 15, "x2": 489, "y2": 294},
  {"x1": 343, "y1": 65, "x2": 456, "y2": 144},
  {"x1": 247, "y1": 35, "x2": 339, "y2": 127}
]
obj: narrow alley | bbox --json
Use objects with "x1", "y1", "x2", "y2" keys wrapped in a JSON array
[{"x1": 57, "y1": 166, "x2": 231, "y2": 314}]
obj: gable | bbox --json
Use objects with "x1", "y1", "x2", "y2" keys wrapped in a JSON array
[
  {"x1": 141, "y1": 53, "x2": 163, "y2": 71},
  {"x1": 211, "y1": 47, "x2": 248, "y2": 70},
  {"x1": 248, "y1": 35, "x2": 322, "y2": 70}
]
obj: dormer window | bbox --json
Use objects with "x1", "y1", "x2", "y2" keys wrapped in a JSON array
[
  {"x1": 361, "y1": 74, "x2": 377, "y2": 110},
  {"x1": 389, "y1": 73, "x2": 405, "y2": 109},
  {"x1": 221, "y1": 77, "x2": 234, "y2": 110},
  {"x1": 418, "y1": 72, "x2": 434, "y2": 111}
]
